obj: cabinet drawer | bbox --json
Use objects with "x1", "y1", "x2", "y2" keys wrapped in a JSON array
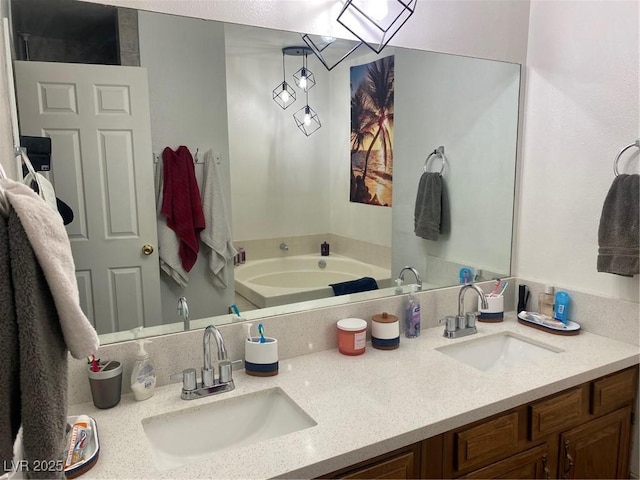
[
  {"x1": 460, "y1": 443, "x2": 551, "y2": 479},
  {"x1": 455, "y1": 412, "x2": 519, "y2": 472},
  {"x1": 591, "y1": 367, "x2": 637, "y2": 416},
  {"x1": 529, "y1": 387, "x2": 584, "y2": 440},
  {"x1": 341, "y1": 451, "x2": 416, "y2": 479}
]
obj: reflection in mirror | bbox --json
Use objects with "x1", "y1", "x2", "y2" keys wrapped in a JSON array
[{"x1": 10, "y1": 0, "x2": 519, "y2": 345}]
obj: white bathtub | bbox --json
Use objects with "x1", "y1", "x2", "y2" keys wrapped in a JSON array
[{"x1": 234, "y1": 254, "x2": 391, "y2": 308}]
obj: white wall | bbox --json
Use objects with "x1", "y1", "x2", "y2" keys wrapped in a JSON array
[
  {"x1": 225, "y1": 24, "x2": 332, "y2": 241},
  {"x1": 138, "y1": 11, "x2": 235, "y2": 322},
  {"x1": 76, "y1": 0, "x2": 530, "y2": 64},
  {"x1": 516, "y1": 0, "x2": 639, "y2": 303},
  {"x1": 392, "y1": 49, "x2": 520, "y2": 279}
]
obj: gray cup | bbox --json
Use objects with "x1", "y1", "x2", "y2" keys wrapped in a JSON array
[{"x1": 87, "y1": 360, "x2": 123, "y2": 409}]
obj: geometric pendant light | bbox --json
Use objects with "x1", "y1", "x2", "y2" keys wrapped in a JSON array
[
  {"x1": 293, "y1": 88, "x2": 321, "y2": 136},
  {"x1": 336, "y1": 0, "x2": 417, "y2": 54},
  {"x1": 292, "y1": 47, "x2": 316, "y2": 92},
  {"x1": 272, "y1": 49, "x2": 297, "y2": 109},
  {"x1": 301, "y1": 34, "x2": 364, "y2": 71}
]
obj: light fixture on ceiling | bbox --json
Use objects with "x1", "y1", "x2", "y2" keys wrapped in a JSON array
[
  {"x1": 272, "y1": 49, "x2": 297, "y2": 109},
  {"x1": 293, "y1": 89, "x2": 321, "y2": 136},
  {"x1": 301, "y1": 33, "x2": 364, "y2": 71},
  {"x1": 336, "y1": 0, "x2": 417, "y2": 54},
  {"x1": 292, "y1": 47, "x2": 316, "y2": 92}
]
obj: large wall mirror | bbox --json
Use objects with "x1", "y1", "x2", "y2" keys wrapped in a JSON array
[{"x1": 9, "y1": 0, "x2": 520, "y2": 345}]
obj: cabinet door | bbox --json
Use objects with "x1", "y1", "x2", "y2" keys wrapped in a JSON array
[
  {"x1": 320, "y1": 443, "x2": 422, "y2": 479},
  {"x1": 460, "y1": 444, "x2": 552, "y2": 480},
  {"x1": 341, "y1": 451, "x2": 417, "y2": 479},
  {"x1": 559, "y1": 406, "x2": 632, "y2": 479}
]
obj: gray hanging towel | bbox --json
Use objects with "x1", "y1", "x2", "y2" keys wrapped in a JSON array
[
  {"x1": 597, "y1": 174, "x2": 639, "y2": 276},
  {"x1": 414, "y1": 171, "x2": 443, "y2": 241},
  {"x1": 0, "y1": 209, "x2": 68, "y2": 479}
]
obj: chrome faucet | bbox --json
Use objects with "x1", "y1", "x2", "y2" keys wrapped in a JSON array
[
  {"x1": 171, "y1": 325, "x2": 235, "y2": 400},
  {"x1": 279, "y1": 242, "x2": 289, "y2": 251},
  {"x1": 202, "y1": 325, "x2": 228, "y2": 387},
  {"x1": 177, "y1": 296, "x2": 189, "y2": 331},
  {"x1": 397, "y1": 266, "x2": 423, "y2": 291},
  {"x1": 440, "y1": 283, "x2": 488, "y2": 339}
]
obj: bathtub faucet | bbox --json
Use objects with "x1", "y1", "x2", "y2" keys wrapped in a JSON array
[
  {"x1": 397, "y1": 266, "x2": 423, "y2": 291},
  {"x1": 279, "y1": 242, "x2": 289, "y2": 252}
]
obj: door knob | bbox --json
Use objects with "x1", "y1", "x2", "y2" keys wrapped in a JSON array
[{"x1": 142, "y1": 243, "x2": 154, "y2": 255}]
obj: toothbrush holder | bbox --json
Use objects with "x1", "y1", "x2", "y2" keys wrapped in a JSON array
[
  {"x1": 244, "y1": 337, "x2": 278, "y2": 376},
  {"x1": 478, "y1": 295, "x2": 504, "y2": 322}
]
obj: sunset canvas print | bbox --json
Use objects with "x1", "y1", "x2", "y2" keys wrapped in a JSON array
[{"x1": 350, "y1": 55, "x2": 394, "y2": 207}]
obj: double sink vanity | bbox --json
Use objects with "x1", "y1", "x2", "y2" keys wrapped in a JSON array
[{"x1": 68, "y1": 313, "x2": 639, "y2": 479}]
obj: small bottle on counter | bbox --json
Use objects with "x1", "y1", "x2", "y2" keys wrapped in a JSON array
[
  {"x1": 321, "y1": 241, "x2": 330, "y2": 256},
  {"x1": 553, "y1": 291, "x2": 570, "y2": 324},
  {"x1": 404, "y1": 285, "x2": 421, "y2": 338},
  {"x1": 538, "y1": 285, "x2": 555, "y2": 317},
  {"x1": 239, "y1": 247, "x2": 246, "y2": 264}
]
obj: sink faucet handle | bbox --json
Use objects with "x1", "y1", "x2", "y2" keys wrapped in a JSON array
[
  {"x1": 440, "y1": 316, "x2": 457, "y2": 333},
  {"x1": 170, "y1": 368, "x2": 197, "y2": 391},
  {"x1": 219, "y1": 360, "x2": 233, "y2": 384},
  {"x1": 465, "y1": 312, "x2": 479, "y2": 328}
]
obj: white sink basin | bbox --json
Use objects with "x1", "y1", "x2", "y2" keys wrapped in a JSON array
[
  {"x1": 142, "y1": 387, "x2": 316, "y2": 471},
  {"x1": 436, "y1": 332, "x2": 562, "y2": 372}
]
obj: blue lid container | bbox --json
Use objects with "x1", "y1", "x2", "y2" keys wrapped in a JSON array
[{"x1": 553, "y1": 291, "x2": 570, "y2": 323}]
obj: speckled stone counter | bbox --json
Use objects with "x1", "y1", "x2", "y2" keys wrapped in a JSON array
[{"x1": 68, "y1": 314, "x2": 639, "y2": 479}]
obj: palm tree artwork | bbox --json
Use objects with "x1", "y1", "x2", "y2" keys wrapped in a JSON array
[{"x1": 350, "y1": 55, "x2": 394, "y2": 206}]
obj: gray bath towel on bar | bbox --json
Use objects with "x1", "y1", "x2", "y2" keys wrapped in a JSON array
[
  {"x1": 415, "y1": 171, "x2": 447, "y2": 241},
  {"x1": 597, "y1": 174, "x2": 639, "y2": 276}
]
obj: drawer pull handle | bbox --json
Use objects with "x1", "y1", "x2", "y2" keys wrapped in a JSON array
[
  {"x1": 542, "y1": 453, "x2": 551, "y2": 480},
  {"x1": 563, "y1": 440, "x2": 574, "y2": 479}
]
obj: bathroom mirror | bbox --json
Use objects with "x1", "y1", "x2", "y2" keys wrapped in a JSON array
[{"x1": 9, "y1": 0, "x2": 520, "y2": 344}]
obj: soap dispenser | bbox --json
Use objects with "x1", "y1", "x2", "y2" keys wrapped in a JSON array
[
  {"x1": 130, "y1": 328, "x2": 156, "y2": 401},
  {"x1": 404, "y1": 285, "x2": 421, "y2": 338}
]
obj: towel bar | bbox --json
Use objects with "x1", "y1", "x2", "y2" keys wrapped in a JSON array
[
  {"x1": 613, "y1": 139, "x2": 639, "y2": 176},
  {"x1": 424, "y1": 146, "x2": 447, "y2": 174}
]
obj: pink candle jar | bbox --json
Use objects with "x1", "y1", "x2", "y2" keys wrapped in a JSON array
[{"x1": 337, "y1": 318, "x2": 367, "y2": 356}]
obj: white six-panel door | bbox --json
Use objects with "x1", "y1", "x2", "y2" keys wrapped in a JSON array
[{"x1": 14, "y1": 61, "x2": 162, "y2": 335}]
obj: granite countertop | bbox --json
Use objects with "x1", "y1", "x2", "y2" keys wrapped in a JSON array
[{"x1": 68, "y1": 314, "x2": 640, "y2": 479}]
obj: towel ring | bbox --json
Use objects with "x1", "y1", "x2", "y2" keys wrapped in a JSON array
[
  {"x1": 424, "y1": 146, "x2": 447, "y2": 174},
  {"x1": 613, "y1": 139, "x2": 639, "y2": 176}
]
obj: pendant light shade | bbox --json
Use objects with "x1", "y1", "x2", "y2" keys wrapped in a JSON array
[
  {"x1": 293, "y1": 50, "x2": 316, "y2": 91},
  {"x1": 294, "y1": 90, "x2": 321, "y2": 136},
  {"x1": 294, "y1": 104, "x2": 322, "y2": 136},
  {"x1": 302, "y1": 34, "x2": 364, "y2": 71},
  {"x1": 337, "y1": 0, "x2": 417, "y2": 54},
  {"x1": 272, "y1": 50, "x2": 296, "y2": 109}
]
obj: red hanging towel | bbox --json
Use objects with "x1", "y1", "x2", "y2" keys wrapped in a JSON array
[{"x1": 160, "y1": 146, "x2": 205, "y2": 272}]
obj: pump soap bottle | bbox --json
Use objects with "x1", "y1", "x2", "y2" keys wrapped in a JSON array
[
  {"x1": 130, "y1": 332, "x2": 157, "y2": 401},
  {"x1": 404, "y1": 285, "x2": 421, "y2": 338}
]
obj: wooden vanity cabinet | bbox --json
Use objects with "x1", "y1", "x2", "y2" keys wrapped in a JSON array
[
  {"x1": 445, "y1": 365, "x2": 638, "y2": 480},
  {"x1": 318, "y1": 365, "x2": 638, "y2": 480}
]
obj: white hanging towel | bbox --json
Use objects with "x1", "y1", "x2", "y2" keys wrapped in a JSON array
[
  {"x1": 0, "y1": 178, "x2": 99, "y2": 359},
  {"x1": 154, "y1": 159, "x2": 189, "y2": 287},
  {"x1": 201, "y1": 150, "x2": 237, "y2": 288}
]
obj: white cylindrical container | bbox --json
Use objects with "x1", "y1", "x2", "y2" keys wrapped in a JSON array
[
  {"x1": 371, "y1": 312, "x2": 400, "y2": 350},
  {"x1": 245, "y1": 337, "x2": 279, "y2": 376},
  {"x1": 337, "y1": 318, "x2": 367, "y2": 356},
  {"x1": 478, "y1": 295, "x2": 505, "y2": 322}
]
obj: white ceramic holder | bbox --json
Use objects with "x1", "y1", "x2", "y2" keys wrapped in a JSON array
[{"x1": 244, "y1": 337, "x2": 279, "y2": 376}]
